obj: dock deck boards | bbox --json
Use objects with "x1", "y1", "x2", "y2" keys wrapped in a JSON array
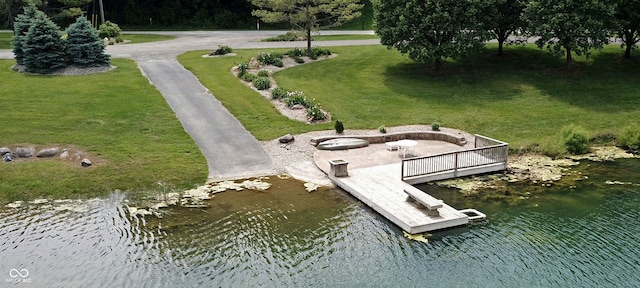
[{"x1": 329, "y1": 163, "x2": 469, "y2": 234}]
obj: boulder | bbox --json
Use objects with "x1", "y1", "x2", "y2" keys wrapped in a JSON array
[
  {"x1": 290, "y1": 104, "x2": 305, "y2": 110},
  {"x1": 81, "y1": 158, "x2": 92, "y2": 167},
  {"x1": 60, "y1": 149, "x2": 69, "y2": 159},
  {"x1": 2, "y1": 153, "x2": 12, "y2": 162},
  {"x1": 37, "y1": 148, "x2": 60, "y2": 158},
  {"x1": 14, "y1": 147, "x2": 34, "y2": 158},
  {"x1": 0, "y1": 147, "x2": 10, "y2": 156},
  {"x1": 279, "y1": 134, "x2": 295, "y2": 144},
  {"x1": 249, "y1": 57, "x2": 261, "y2": 69}
]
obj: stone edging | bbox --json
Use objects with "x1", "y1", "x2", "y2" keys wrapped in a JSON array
[{"x1": 309, "y1": 131, "x2": 468, "y2": 146}]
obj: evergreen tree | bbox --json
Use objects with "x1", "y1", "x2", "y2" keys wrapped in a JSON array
[
  {"x1": 66, "y1": 16, "x2": 110, "y2": 67},
  {"x1": 12, "y1": 3, "x2": 45, "y2": 65},
  {"x1": 23, "y1": 14, "x2": 67, "y2": 74}
]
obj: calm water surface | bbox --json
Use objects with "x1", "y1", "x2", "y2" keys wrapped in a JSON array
[{"x1": 1, "y1": 159, "x2": 639, "y2": 287}]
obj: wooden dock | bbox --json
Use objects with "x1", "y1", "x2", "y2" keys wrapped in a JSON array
[
  {"x1": 315, "y1": 133, "x2": 507, "y2": 233},
  {"x1": 329, "y1": 163, "x2": 469, "y2": 234}
]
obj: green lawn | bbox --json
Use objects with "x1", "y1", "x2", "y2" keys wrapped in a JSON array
[
  {"x1": 0, "y1": 32, "x2": 12, "y2": 49},
  {"x1": 0, "y1": 59, "x2": 207, "y2": 201},
  {"x1": 179, "y1": 44, "x2": 640, "y2": 150},
  {"x1": 121, "y1": 33, "x2": 175, "y2": 43},
  {"x1": 312, "y1": 34, "x2": 379, "y2": 41},
  {"x1": 0, "y1": 32, "x2": 173, "y2": 50}
]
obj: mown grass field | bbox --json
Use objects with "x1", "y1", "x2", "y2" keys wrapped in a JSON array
[
  {"x1": 0, "y1": 59, "x2": 207, "y2": 201},
  {"x1": 180, "y1": 44, "x2": 640, "y2": 151},
  {"x1": 0, "y1": 32, "x2": 173, "y2": 50}
]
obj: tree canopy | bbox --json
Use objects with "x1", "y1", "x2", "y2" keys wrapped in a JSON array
[
  {"x1": 373, "y1": 0, "x2": 490, "y2": 71},
  {"x1": 251, "y1": 0, "x2": 363, "y2": 57},
  {"x1": 523, "y1": 0, "x2": 616, "y2": 69},
  {"x1": 615, "y1": 0, "x2": 640, "y2": 58}
]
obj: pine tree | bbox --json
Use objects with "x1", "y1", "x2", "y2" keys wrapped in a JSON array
[
  {"x1": 66, "y1": 16, "x2": 110, "y2": 68},
  {"x1": 12, "y1": 3, "x2": 46, "y2": 66},
  {"x1": 22, "y1": 15, "x2": 68, "y2": 74}
]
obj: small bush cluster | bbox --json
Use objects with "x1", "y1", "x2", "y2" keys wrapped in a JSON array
[
  {"x1": 561, "y1": 125, "x2": 590, "y2": 155},
  {"x1": 241, "y1": 73, "x2": 257, "y2": 82},
  {"x1": 287, "y1": 47, "x2": 305, "y2": 57},
  {"x1": 211, "y1": 45, "x2": 232, "y2": 56},
  {"x1": 98, "y1": 21, "x2": 121, "y2": 39},
  {"x1": 271, "y1": 91, "x2": 327, "y2": 121},
  {"x1": 431, "y1": 122, "x2": 440, "y2": 131},
  {"x1": 310, "y1": 47, "x2": 332, "y2": 59},
  {"x1": 286, "y1": 47, "x2": 332, "y2": 60},
  {"x1": 253, "y1": 77, "x2": 271, "y2": 90},
  {"x1": 263, "y1": 31, "x2": 306, "y2": 42},
  {"x1": 257, "y1": 70, "x2": 270, "y2": 77},
  {"x1": 335, "y1": 120, "x2": 344, "y2": 133},
  {"x1": 284, "y1": 91, "x2": 309, "y2": 107},
  {"x1": 379, "y1": 125, "x2": 387, "y2": 133},
  {"x1": 257, "y1": 52, "x2": 284, "y2": 67},
  {"x1": 271, "y1": 87, "x2": 289, "y2": 99},
  {"x1": 618, "y1": 126, "x2": 640, "y2": 151},
  {"x1": 306, "y1": 104, "x2": 326, "y2": 121},
  {"x1": 237, "y1": 62, "x2": 249, "y2": 77}
]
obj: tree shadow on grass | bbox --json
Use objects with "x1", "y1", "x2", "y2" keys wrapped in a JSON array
[{"x1": 381, "y1": 46, "x2": 640, "y2": 113}]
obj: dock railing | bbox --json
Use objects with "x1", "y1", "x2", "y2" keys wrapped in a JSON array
[{"x1": 401, "y1": 135, "x2": 508, "y2": 182}]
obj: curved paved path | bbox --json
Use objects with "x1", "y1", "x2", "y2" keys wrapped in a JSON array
[{"x1": 0, "y1": 30, "x2": 380, "y2": 181}]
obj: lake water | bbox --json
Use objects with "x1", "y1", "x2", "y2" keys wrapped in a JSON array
[{"x1": 1, "y1": 159, "x2": 639, "y2": 287}]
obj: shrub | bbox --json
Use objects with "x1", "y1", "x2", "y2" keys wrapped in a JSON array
[
  {"x1": 618, "y1": 126, "x2": 640, "y2": 151},
  {"x1": 65, "y1": 16, "x2": 110, "y2": 68},
  {"x1": 379, "y1": 125, "x2": 387, "y2": 133},
  {"x1": 264, "y1": 31, "x2": 306, "y2": 42},
  {"x1": 284, "y1": 92, "x2": 309, "y2": 107},
  {"x1": 334, "y1": 120, "x2": 344, "y2": 134},
  {"x1": 241, "y1": 73, "x2": 257, "y2": 82},
  {"x1": 307, "y1": 104, "x2": 327, "y2": 121},
  {"x1": 271, "y1": 87, "x2": 289, "y2": 99},
  {"x1": 212, "y1": 45, "x2": 232, "y2": 55},
  {"x1": 288, "y1": 47, "x2": 305, "y2": 57},
  {"x1": 98, "y1": 21, "x2": 121, "y2": 38},
  {"x1": 431, "y1": 122, "x2": 440, "y2": 131},
  {"x1": 294, "y1": 57, "x2": 305, "y2": 64},
  {"x1": 237, "y1": 62, "x2": 249, "y2": 77},
  {"x1": 561, "y1": 125, "x2": 590, "y2": 155},
  {"x1": 273, "y1": 58, "x2": 284, "y2": 67},
  {"x1": 257, "y1": 52, "x2": 284, "y2": 66},
  {"x1": 253, "y1": 77, "x2": 271, "y2": 90},
  {"x1": 257, "y1": 70, "x2": 269, "y2": 77},
  {"x1": 312, "y1": 46, "x2": 332, "y2": 57}
]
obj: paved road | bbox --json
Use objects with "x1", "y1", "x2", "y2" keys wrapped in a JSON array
[{"x1": 0, "y1": 30, "x2": 379, "y2": 181}]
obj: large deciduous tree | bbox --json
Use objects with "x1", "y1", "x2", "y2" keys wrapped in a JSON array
[
  {"x1": 66, "y1": 16, "x2": 110, "y2": 67},
  {"x1": 251, "y1": 0, "x2": 363, "y2": 58},
  {"x1": 615, "y1": 0, "x2": 640, "y2": 58},
  {"x1": 524, "y1": 0, "x2": 616, "y2": 70},
  {"x1": 373, "y1": 0, "x2": 490, "y2": 71},
  {"x1": 485, "y1": 0, "x2": 527, "y2": 56}
]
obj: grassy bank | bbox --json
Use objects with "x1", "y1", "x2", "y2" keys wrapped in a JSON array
[
  {"x1": 0, "y1": 32, "x2": 12, "y2": 49},
  {"x1": 0, "y1": 59, "x2": 207, "y2": 201},
  {"x1": 179, "y1": 44, "x2": 639, "y2": 150},
  {"x1": 121, "y1": 33, "x2": 175, "y2": 43}
]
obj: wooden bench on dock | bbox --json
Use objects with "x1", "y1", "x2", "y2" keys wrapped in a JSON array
[{"x1": 403, "y1": 186, "x2": 443, "y2": 217}]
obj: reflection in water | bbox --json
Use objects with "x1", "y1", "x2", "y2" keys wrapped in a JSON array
[{"x1": 1, "y1": 160, "x2": 640, "y2": 287}]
